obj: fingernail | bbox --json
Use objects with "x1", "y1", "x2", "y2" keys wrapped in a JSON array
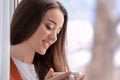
[{"x1": 50, "y1": 68, "x2": 54, "y2": 72}]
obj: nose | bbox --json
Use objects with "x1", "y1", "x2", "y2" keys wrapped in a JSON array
[{"x1": 49, "y1": 31, "x2": 57, "y2": 43}]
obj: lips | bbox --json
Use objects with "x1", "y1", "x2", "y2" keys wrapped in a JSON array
[{"x1": 42, "y1": 40, "x2": 50, "y2": 49}]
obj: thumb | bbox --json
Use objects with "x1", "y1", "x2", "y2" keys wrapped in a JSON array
[{"x1": 45, "y1": 68, "x2": 54, "y2": 80}]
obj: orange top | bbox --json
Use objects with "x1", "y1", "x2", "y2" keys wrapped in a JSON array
[{"x1": 10, "y1": 58, "x2": 22, "y2": 80}]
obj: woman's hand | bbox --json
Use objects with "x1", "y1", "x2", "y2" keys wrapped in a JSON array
[
  {"x1": 45, "y1": 68, "x2": 71, "y2": 80},
  {"x1": 74, "y1": 73, "x2": 85, "y2": 80},
  {"x1": 80, "y1": 74, "x2": 85, "y2": 80}
]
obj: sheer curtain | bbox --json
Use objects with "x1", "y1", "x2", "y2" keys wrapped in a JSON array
[{"x1": 0, "y1": 0, "x2": 10, "y2": 79}]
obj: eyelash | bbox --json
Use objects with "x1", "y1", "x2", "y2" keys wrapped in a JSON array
[
  {"x1": 46, "y1": 24, "x2": 62, "y2": 35},
  {"x1": 46, "y1": 25, "x2": 52, "y2": 30}
]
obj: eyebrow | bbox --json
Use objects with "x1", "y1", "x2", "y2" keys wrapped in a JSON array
[{"x1": 47, "y1": 19, "x2": 57, "y2": 25}]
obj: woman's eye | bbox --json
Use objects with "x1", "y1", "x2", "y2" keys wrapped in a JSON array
[{"x1": 46, "y1": 25, "x2": 53, "y2": 30}]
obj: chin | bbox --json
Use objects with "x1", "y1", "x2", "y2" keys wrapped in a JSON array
[
  {"x1": 40, "y1": 53, "x2": 46, "y2": 55},
  {"x1": 38, "y1": 50, "x2": 46, "y2": 55}
]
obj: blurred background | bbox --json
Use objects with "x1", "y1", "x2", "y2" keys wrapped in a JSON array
[
  {"x1": 59, "y1": 0, "x2": 120, "y2": 80},
  {"x1": 0, "y1": 0, "x2": 120, "y2": 80}
]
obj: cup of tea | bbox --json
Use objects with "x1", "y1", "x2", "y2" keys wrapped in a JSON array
[{"x1": 53, "y1": 72, "x2": 81, "y2": 80}]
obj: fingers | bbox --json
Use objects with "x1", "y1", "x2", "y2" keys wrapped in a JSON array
[
  {"x1": 45, "y1": 68, "x2": 54, "y2": 80},
  {"x1": 45, "y1": 68, "x2": 71, "y2": 80},
  {"x1": 80, "y1": 74, "x2": 85, "y2": 80},
  {"x1": 52, "y1": 71, "x2": 71, "y2": 80},
  {"x1": 74, "y1": 75, "x2": 78, "y2": 80},
  {"x1": 45, "y1": 69, "x2": 85, "y2": 80},
  {"x1": 73, "y1": 73, "x2": 85, "y2": 80}
]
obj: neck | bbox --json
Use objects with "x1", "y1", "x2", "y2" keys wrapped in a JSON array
[{"x1": 10, "y1": 42, "x2": 35, "y2": 64}]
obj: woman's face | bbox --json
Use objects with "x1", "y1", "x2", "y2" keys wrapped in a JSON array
[{"x1": 27, "y1": 8, "x2": 64, "y2": 55}]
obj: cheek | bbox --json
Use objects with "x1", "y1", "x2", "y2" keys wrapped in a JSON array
[
  {"x1": 32, "y1": 27, "x2": 47, "y2": 40},
  {"x1": 28, "y1": 34, "x2": 45, "y2": 54},
  {"x1": 28, "y1": 27, "x2": 50, "y2": 54}
]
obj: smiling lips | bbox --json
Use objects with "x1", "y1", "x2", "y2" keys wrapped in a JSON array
[{"x1": 42, "y1": 40, "x2": 51, "y2": 49}]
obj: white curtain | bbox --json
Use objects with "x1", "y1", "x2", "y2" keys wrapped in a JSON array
[
  {"x1": 0, "y1": 0, "x2": 10, "y2": 80},
  {"x1": 0, "y1": 0, "x2": 22, "y2": 79}
]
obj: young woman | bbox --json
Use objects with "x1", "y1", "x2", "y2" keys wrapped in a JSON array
[{"x1": 10, "y1": 0, "x2": 85, "y2": 80}]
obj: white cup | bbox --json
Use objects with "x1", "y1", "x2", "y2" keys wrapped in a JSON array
[{"x1": 53, "y1": 72, "x2": 81, "y2": 80}]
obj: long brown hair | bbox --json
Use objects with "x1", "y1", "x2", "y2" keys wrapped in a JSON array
[{"x1": 10, "y1": 0, "x2": 69, "y2": 80}]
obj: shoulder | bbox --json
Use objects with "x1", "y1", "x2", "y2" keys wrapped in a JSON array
[{"x1": 10, "y1": 57, "x2": 22, "y2": 80}]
